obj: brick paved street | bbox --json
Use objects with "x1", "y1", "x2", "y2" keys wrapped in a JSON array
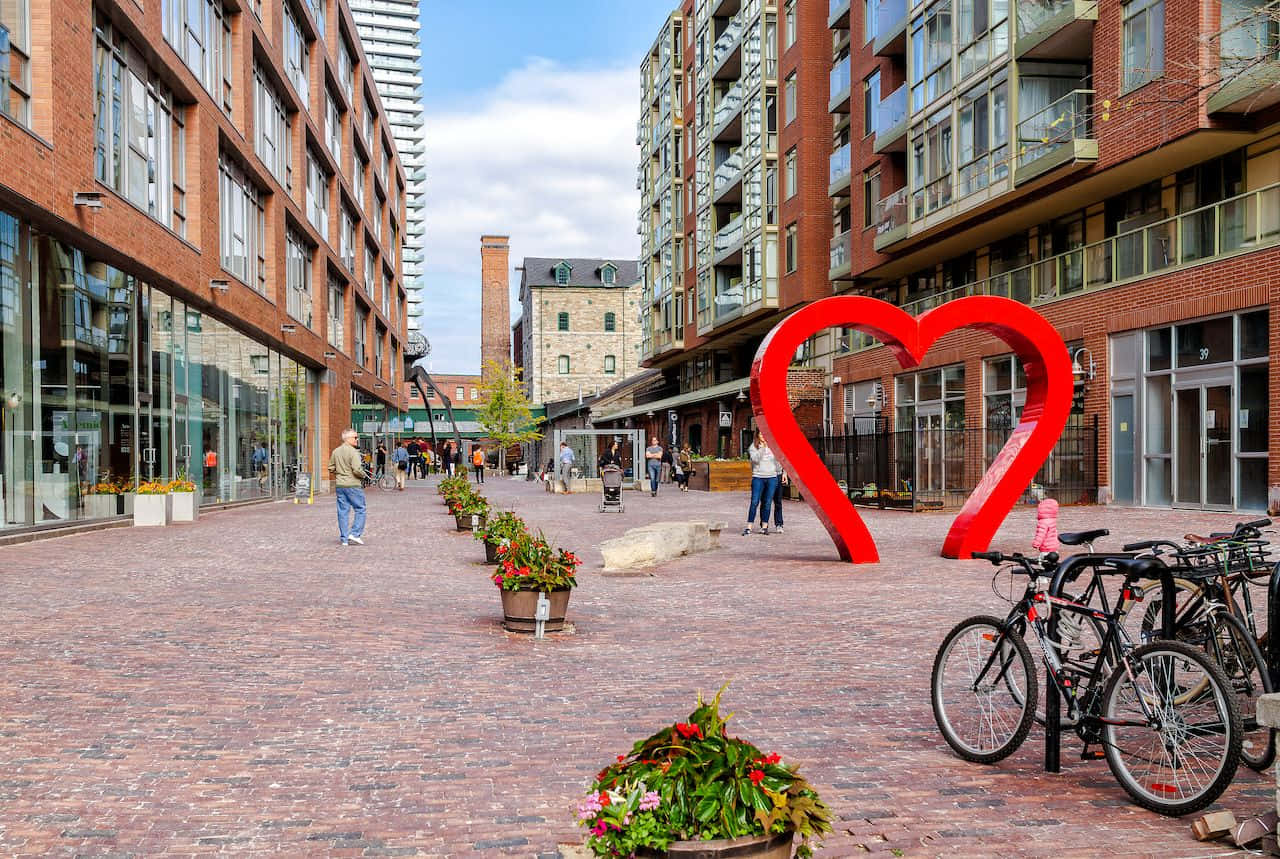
[{"x1": 0, "y1": 475, "x2": 1272, "y2": 857}]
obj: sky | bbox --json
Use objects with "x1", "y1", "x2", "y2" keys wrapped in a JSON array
[{"x1": 416, "y1": 1, "x2": 679, "y2": 375}]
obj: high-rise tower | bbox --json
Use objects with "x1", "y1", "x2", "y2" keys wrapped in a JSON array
[
  {"x1": 349, "y1": 0, "x2": 426, "y2": 326},
  {"x1": 480, "y1": 236, "x2": 512, "y2": 370}
]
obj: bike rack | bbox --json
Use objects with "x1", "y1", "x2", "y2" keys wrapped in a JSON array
[{"x1": 1269, "y1": 559, "x2": 1280, "y2": 689}]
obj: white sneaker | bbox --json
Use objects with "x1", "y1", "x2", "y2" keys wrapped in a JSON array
[
  {"x1": 775, "y1": 526, "x2": 784, "y2": 534},
  {"x1": 348, "y1": 535, "x2": 365, "y2": 545},
  {"x1": 760, "y1": 525, "x2": 770, "y2": 536}
]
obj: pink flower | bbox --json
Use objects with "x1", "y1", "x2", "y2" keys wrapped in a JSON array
[
  {"x1": 577, "y1": 793, "x2": 603, "y2": 821},
  {"x1": 590, "y1": 820, "x2": 608, "y2": 836},
  {"x1": 638, "y1": 790, "x2": 661, "y2": 812}
]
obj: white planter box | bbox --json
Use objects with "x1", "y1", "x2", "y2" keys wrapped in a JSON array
[
  {"x1": 84, "y1": 494, "x2": 118, "y2": 519},
  {"x1": 122, "y1": 492, "x2": 135, "y2": 516},
  {"x1": 133, "y1": 494, "x2": 171, "y2": 527},
  {"x1": 170, "y1": 491, "x2": 198, "y2": 523}
]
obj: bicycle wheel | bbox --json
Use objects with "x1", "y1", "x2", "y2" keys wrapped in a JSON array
[
  {"x1": 931, "y1": 615, "x2": 1037, "y2": 764},
  {"x1": 1204, "y1": 611, "x2": 1274, "y2": 770},
  {"x1": 1101, "y1": 640, "x2": 1241, "y2": 816},
  {"x1": 379, "y1": 474, "x2": 396, "y2": 490}
]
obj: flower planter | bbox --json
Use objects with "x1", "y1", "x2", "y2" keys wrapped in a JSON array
[
  {"x1": 639, "y1": 831, "x2": 793, "y2": 858},
  {"x1": 484, "y1": 541, "x2": 500, "y2": 563},
  {"x1": 170, "y1": 491, "x2": 198, "y2": 523},
  {"x1": 500, "y1": 588, "x2": 571, "y2": 633},
  {"x1": 133, "y1": 493, "x2": 171, "y2": 527},
  {"x1": 685, "y1": 460, "x2": 752, "y2": 492},
  {"x1": 84, "y1": 494, "x2": 118, "y2": 519},
  {"x1": 121, "y1": 492, "x2": 135, "y2": 516},
  {"x1": 455, "y1": 512, "x2": 486, "y2": 532}
]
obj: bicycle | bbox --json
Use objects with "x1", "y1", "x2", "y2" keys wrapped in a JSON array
[{"x1": 932, "y1": 550, "x2": 1242, "y2": 816}]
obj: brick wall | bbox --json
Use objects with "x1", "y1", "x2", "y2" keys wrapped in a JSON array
[{"x1": 480, "y1": 236, "x2": 511, "y2": 370}]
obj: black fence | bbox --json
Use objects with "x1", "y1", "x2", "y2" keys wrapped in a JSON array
[{"x1": 808, "y1": 418, "x2": 1098, "y2": 511}]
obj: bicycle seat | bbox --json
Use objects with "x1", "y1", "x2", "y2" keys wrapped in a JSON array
[
  {"x1": 1108, "y1": 557, "x2": 1164, "y2": 579},
  {"x1": 1184, "y1": 533, "x2": 1215, "y2": 545},
  {"x1": 1059, "y1": 529, "x2": 1109, "y2": 546}
]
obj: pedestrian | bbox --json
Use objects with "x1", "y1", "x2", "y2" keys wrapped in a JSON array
[
  {"x1": 443, "y1": 442, "x2": 455, "y2": 477},
  {"x1": 391, "y1": 440, "x2": 409, "y2": 490},
  {"x1": 328, "y1": 428, "x2": 367, "y2": 546},
  {"x1": 644, "y1": 436, "x2": 663, "y2": 497},
  {"x1": 453, "y1": 444, "x2": 464, "y2": 477},
  {"x1": 660, "y1": 444, "x2": 674, "y2": 484},
  {"x1": 375, "y1": 441, "x2": 387, "y2": 479},
  {"x1": 557, "y1": 441, "x2": 576, "y2": 493},
  {"x1": 417, "y1": 440, "x2": 429, "y2": 478},
  {"x1": 471, "y1": 445, "x2": 486, "y2": 484},
  {"x1": 772, "y1": 469, "x2": 788, "y2": 533},
  {"x1": 675, "y1": 443, "x2": 694, "y2": 492},
  {"x1": 598, "y1": 440, "x2": 622, "y2": 470},
  {"x1": 744, "y1": 431, "x2": 780, "y2": 536},
  {"x1": 406, "y1": 438, "x2": 421, "y2": 480},
  {"x1": 252, "y1": 442, "x2": 269, "y2": 489}
]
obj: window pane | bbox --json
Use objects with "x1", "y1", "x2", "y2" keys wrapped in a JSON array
[
  {"x1": 1146, "y1": 327, "x2": 1171, "y2": 371},
  {"x1": 1240, "y1": 309, "x2": 1268, "y2": 359},
  {"x1": 1175, "y1": 316, "x2": 1232, "y2": 367}
]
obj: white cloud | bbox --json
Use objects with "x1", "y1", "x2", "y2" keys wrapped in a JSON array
[{"x1": 419, "y1": 58, "x2": 642, "y2": 375}]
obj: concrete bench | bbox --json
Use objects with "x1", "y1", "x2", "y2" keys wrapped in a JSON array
[
  {"x1": 1258, "y1": 694, "x2": 1280, "y2": 815},
  {"x1": 600, "y1": 521, "x2": 726, "y2": 572}
]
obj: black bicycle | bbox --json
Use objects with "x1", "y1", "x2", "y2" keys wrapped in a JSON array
[{"x1": 932, "y1": 550, "x2": 1242, "y2": 816}]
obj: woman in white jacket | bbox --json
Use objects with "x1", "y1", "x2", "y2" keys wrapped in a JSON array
[{"x1": 744, "y1": 432, "x2": 781, "y2": 535}]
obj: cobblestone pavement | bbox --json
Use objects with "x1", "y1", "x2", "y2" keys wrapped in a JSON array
[{"x1": 0, "y1": 474, "x2": 1273, "y2": 857}]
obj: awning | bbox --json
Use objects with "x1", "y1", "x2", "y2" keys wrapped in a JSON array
[{"x1": 595, "y1": 377, "x2": 750, "y2": 423}]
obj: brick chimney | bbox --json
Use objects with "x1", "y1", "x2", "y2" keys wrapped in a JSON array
[{"x1": 480, "y1": 235, "x2": 511, "y2": 371}]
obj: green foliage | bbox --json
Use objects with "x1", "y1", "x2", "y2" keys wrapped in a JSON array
[
  {"x1": 578, "y1": 686, "x2": 832, "y2": 857},
  {"x1": 475, "y1": 360, "x2": 543, "y2": 453},
  {"x1": 474, "y1": 510, "x2": 527, "y2": 546},
  {"x1": 491, "y1": 531, "x2": 580, "y2": 592}
]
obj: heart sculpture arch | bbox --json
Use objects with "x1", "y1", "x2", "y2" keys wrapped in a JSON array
[{"x1": 749, "y1": 296, "x2": 1074, "y2": 563}]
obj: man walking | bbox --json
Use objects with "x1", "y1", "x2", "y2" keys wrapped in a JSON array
[
  {"x1": 557, "y1": 441, "x2": 576, "y2": 493},
  {"x1": 406, "y1": 439, "x2": 421, "y2": 480},
  {"x1": 644, "y1": 437, "x2": 664, "y2": 497},
  {"x1": 391, "y1": 441, "x2": 410, "y2": 490},
  {"x1": 328, "y1": 428, "x2": 367, "y2": 546},
  {"x1": 471, "y1": 445, "x2": 486, "y2": 483}
]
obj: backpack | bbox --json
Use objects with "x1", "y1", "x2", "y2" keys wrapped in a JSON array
[{"x1": 472, "y1": 450, "x2": 484, "y2": 467}]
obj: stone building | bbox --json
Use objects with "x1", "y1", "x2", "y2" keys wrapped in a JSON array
[{"x1": 515, "y1": 258, "x2": 643, "y2": 404}]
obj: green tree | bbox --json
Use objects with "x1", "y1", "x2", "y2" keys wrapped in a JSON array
[{"x1": 475, "y1": 359, "x2": 543, "y2": 472}]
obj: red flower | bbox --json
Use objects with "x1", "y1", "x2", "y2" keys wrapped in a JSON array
[
  {"x1": 764, "y1": 752, "x2": 781, "y2": 765},
  {"x1": 517, "y1": 566, "x2": 530, "y2": 576},
  {"x1": 674, "y1": 722, "x2": 703, "y2": 740},
  {"x1": 496, "y1": 544, "x2": 507, "y2": 555},
  {"x1": 749, "y1": 769, "x2": 765, "y2": 785},
  {"x1": 617, "y1": 755, "x2": 626, "y2": 762},
  {"x1": 598, "y1": 790, "x2": 611, "y2": 807}
]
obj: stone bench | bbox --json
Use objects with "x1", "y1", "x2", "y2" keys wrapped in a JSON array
[
  {"x1": 600, "y1": 521, "x2": 726, "y2": 573},
  {"x1": 1258, "y1": 694, "x2": 1280, "y2": 815}
]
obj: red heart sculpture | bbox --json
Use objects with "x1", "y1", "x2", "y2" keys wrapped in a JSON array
[{"x1": 750, "y1": 296, "x2": 1073, "y2": 562}]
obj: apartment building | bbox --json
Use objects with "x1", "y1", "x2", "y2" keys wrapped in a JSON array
[
  {"x1": 611, "y1": 0, "x2": 833, "y2": 457},
  {"x1": 830, "y1": 0, "x2": 1280, "y2": 512},
  {"x1": 349, "y1": 0, "x2": 425, "y2": 324},
  {"x1": 0, "y1": 0, "x2": 408, "y2": 533},
  {"x1": 515, "y1": 258, "x2": 642, "y2": 404}
]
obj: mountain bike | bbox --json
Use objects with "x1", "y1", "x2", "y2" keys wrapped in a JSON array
[{"x1": 932, "y1": 551, "x2": 1242, "y2": 816}]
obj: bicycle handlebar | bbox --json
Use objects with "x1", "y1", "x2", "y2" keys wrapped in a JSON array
[{"x1": 1121, "y1": 539, "x2": 1182, "y2": 554}]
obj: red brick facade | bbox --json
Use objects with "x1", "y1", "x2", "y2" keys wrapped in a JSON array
[{"x1": 480, "y1": 235, "x2": 511, "y2": 372}]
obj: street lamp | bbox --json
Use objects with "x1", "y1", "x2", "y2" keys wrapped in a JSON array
[{"x1": 1071, "y1": 347, "x2": 1096, "y2": 382}]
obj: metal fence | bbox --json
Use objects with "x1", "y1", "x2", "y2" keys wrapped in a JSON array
[{"x1": 808, "y1": 418, "x2": 1097, "y2": 511}]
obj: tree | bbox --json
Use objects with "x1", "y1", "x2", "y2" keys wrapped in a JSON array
[{"x1": 474, "y1": 359, "x2": 543, "y2": 473}]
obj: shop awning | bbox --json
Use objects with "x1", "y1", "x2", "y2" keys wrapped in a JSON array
[{"x1": 595, "y1": 377, "x2": 750, "y2": 423}]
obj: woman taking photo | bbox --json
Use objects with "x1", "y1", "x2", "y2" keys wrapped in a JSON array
[{"x1": 744, "y1": 432, "x2": 780, "y2": 535}]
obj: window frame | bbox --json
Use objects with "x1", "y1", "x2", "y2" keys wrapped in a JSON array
[
  {"x1": 557, "y1": 311, "x2": 570, "y2": 331},
  {"x1": 1122, "y1": 0, "x2": 1165, "y2": 93},
  {"x1": 557, "y1": 355, "x2": 570, "y2": 374},
  {"x1": 604, "y1": 311, "x2": 616, "y2": 332},
  {"x1": 784, "y1": 71, "x2": 797, "y2": 125}
]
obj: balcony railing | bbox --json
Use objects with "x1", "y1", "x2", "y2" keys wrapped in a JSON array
[
  {"x1": 874, "y1": 187, "x2": 909, "y2": 239},
  {"x1": 874, "y1": 0, "x2": 908, "y2": 52},
  {"x1": 830, "y1": 230, "x2": 852, "y2": 273},
  {"x1": 830, "y1": 57, "x2": 851, "y2": 101},
  {"x1": 874, "y1": 82, "x2": 908, "y2": 137},
  {"x1": 1017, "y1": 0, "x2": 1069, "y2": 39},
  {"x1": 714, "y1": 214, "x2": 745, "y2": 255},
  {"x1": 713, "y1": 83, "x2": 743, "y2": 128},
  {"x1": 888, "y1": 182, "x2": 1280, "y2": 320},
  {"x1": 1015, "y1": 88, "x2": 1093, "y2": 170},
  {"x1": 830, "y1": 142, "x2": 852, "y2": 187},
  {"x1": 714, "y1": 149, "x2": 744, "y2": 193},
  {"x1": 712, "y1": 16, "x2": 743, "y2": 67}
]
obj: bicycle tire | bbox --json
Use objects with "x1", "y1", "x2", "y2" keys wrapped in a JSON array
[
  {"x1": 379, "y1": 474, "x2": 396, "y2": 491},
  {"x1": 1101, "y1": 639, "x2": 1242, "y2": 816},
  {"x1": 1204, "y1": 611, "x2": 1275, "y2": 770},
  {"x1": 931, "y1": 615, "x2": 1037, "y2": 764}
]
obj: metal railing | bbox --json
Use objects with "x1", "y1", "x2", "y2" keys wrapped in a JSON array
[
  {"x1": 830, "y1": 230, "x2": 852, "y2": 271},
  {"x1": 874, "y1": 186, "x2": 909, "y2": 238},
  {"x1": 874, "y1": 82, "x2": 907, "y2": 136},
  {"x1": 1016, "y1": 88, "x2": 1093, "y2": 169},
  {"x1": 1016, "y1": 0, "x2": 1075, "y2": 39},
  {"x1": 830, "y1": 142, "x2": 851, "y2": 186},
  {"x1": 1219, "y1": 11, "x2": 1280, "y2": 78}
]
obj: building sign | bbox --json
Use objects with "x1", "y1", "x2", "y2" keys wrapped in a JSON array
[{"x1": 719, "y1": 410, "x2": 732, "y2": 428}]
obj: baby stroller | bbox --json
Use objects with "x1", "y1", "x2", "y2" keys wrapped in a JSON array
[{"x1": 599, "y1": 465, "x2": 625, "y2": 513}]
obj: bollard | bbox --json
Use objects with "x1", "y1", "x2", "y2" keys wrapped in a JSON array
[{"x1": 534, "y1": 593, "x2": 551, "y2": 640}]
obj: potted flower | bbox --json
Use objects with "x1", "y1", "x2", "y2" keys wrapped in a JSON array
[
  {"x1": 439, "y1": 475, "x2": 470, "y2": 507},
  {"x1": 492, "y1": 531, "x2": 579, "y2": 633},
  {"x1": 454, "y1": 492, "x2": 490, "y2": 532},
  {"x1": 168, "y1": 474, "x2": 199, "y2": 523},
  {"x1": 474, "y1": 510, "x2": 527, "y2": 562},
  {"x1": 133, "y1": 480, "x2": 171, "y2": 527},
  {"x1": 577, "y1": 687, "x2": 831, "y2": 858},
  {"x1": 85, "y1": 478, "x2": 121, "y2": 519}
]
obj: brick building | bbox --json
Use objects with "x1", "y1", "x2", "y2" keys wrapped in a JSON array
[
  {"x1": 515, "y1": 257, "x2": 643, "y2": 404},
  {"x1": 480, "y1": 235, "x2": 512, "y2": 370},
  {"x1": 0, "y1": 0, "x2": 408, "y2": 533},
  {"x1": 828, "y1": 0, "x2": 1280, "y2": 512},
  {"x1": 604, "y1": 0, "x2": 833, "y2": 457},
  {"x1": 403, "y1": 373, "x2": 484, "y2": 408}
]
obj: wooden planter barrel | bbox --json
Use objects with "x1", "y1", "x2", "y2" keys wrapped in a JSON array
[
  {"x1": 455, "y1": 512, "x2": 486, "y2": 532},
  {"x1": 484, "y1": 540, "x2": 499, "y2": 563},
  {"x1": 499, "y1": 588, "x2": 571, "y2": 633},
  {"x1": 639, "y1": 831, "x2": 792, "y2": 858},
  {"x1": 685, "y1": 460, "x2": 752, "y2": 492}
]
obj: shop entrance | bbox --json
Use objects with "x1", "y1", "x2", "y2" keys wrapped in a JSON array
[{"x1": 1174, "y1": 380, "x2": 1234, "y2": 509}]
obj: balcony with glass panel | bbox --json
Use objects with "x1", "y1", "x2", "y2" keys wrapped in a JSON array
[
  {"x1": 829, "y1": 56, "x2": 852, "y2": 113},
  {"x1": 829, "y1": 229, "x2": 853, "y2": 280},
  {"x1": 872, "y1": 186, "x2": 909, "y2": 251},
  {"x1": 712, "y1": 213, "x2": 746, "y2": 266},
  {"x1": 874, "y1": 0, "x2": 907, "y2": 56},
  {"x1": 829, "y1": 142, "x2": 853, "y2": 198},
  {"x1": 712, "y1": 82, "x2": 744, "y2": 143},
  {"x1": 829, "y1": 0, "x2": 851, "y2": 29},
  {"x1": 1014, "y1": 0, "x2": 1098, "y2": 60},
  {"x1": 713, "y1": 148, "x2": 745, "y2": 204},
  {"x1": 711, "y1": 15, "x2": 744, "y2": 81},
  {"x1": 711, "y1": 0, "x2": 740, "y2": 18},
  {"x1": 872, "y1": 83, "x2": 908, "y2": 153},
  {"x1": 1014, "y1": 89, "x2": 1097, "y2": 185},
  {"x1": 1207, "y1": 8, "x2": 1280, "y2": 113}
]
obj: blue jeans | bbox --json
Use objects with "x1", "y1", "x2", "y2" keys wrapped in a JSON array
[
  {"x1": 647, "y1": 461, "x2": 661, "y2": 492},
  {"x1": 748, "y1": 476, "x2": 778, "y2": 525},
  {"x1": 335, "y1": 486, "x2": 367, "y2": 542},
  {"x1": 773, "y1": 479, "x2": 785, "y2": 526}
]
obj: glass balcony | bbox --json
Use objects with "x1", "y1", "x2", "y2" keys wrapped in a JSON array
[
  {"x1": 713, "y1": 278, "x2": 745, "y2": 323},
  {"x1": 1015, "y1": 0, "x2": 1098, "y2": 60},
  {"x1": 873, "y1": 187, "x2": 909, "y2": 250},
  {"x1": 829, "y1": 0, "x2": 851, "y2": 29},
  {"x1": 874, "y1": 0, "x2": 907, "y2": 56},
  {"x1": 1014, "y1": 89, "x2": 1097, "y2": 184},
  {"x1": 711, "y1": 15, "x2": 743, "y2": 79},
  {"x1": 712, "y1": 83, "x2": 743, "y2": 139},
  {"x1": 872, "y1": 83, "x2": 908, "y2": 153},
  {"x1": 829, "y1": 57, "x2": 852, "y2": 113},
  {"x1": 713, "y1": 214, "x2": 745, "y2": 257},
  {"x1": 829, "y1": 142, "x2": 852, "y2": 196},
  {"x1": 714, "y1": 149, "x2": 744, "y2": 197},
  {"x1": 1208, "y1": 8, "x2": 1280, "y2": 114},
  {"x1": 829, "y1": 230, "x2": 852, "y2": 279}
]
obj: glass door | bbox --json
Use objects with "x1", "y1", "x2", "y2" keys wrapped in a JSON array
[
  {"x1": 1111, "y1": 394, "x2": 1135, "y2": 504},
  {"x1": 1174, "y1": 383, "x2": 1234, "y2": 509},
  {"x1": 915, "y1": 406, "x2": 943, "y2": 502}
]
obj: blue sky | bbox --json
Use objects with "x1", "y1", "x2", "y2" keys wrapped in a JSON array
[{"x1": 415, "y1": 1, "x2": 678, "y2": 375}]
